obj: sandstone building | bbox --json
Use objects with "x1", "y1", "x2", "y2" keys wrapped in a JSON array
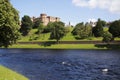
[{"x1": 31, "y1": 13, "x2": 60, "y2": 25}]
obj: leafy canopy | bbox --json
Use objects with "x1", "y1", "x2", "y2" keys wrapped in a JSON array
[
  {"x1": 20, "y1": 15, "x2": 33, "y2": 36},
  {"x1": 92, "y1": 18, "x2": 103, "y2": 37},
  {"x1": 50, "y1": 21, "x2": 66, "y2": 43},
  {"x1": 102, "y1": 31, "x2": 112, "y2": 43},
  {"x1": 0, "y1": 0, "x2": 20, "y2": 48},
  {"x1": 72, "y1": 22, "x2": 92, "y2": 39},
  {"x1": 109, "y1": 20, "x2": 120, "y2": 38},
  {"x1": 33, "y1": 19, "x2": 42, "y2": 29}
]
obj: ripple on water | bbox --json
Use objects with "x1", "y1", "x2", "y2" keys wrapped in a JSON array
[{"x1": 0, "y1": 49, "x2": 120, "y2": 80}]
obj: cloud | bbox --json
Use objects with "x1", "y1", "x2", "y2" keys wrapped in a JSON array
[{"x1": 72, "y1": 0, "x2": 120, "y2": 13}]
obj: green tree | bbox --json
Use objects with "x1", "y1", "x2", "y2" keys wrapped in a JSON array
[
  {"x1": 72, "y1": 22, "x2": 84, "y2": 35},
  {"x1": 33, "y1": 19, "x2": 41, "y2": 29},
  {"x1": 72, "y1": 22, "x2": 92, "y2": 39},
  {"x1": 37, "y1": 23, "x2": 44, "y2": 35},
  {"x1": 101, "y1": 20, "x2": 107, "y2": 27},
  {"x1": 50, "y1": 21, "x2": 66, "y2": 43},
  {"x1": 109, "y1": 20, "x2": 120, "y2": 38},
  {"x1": 43, "y1": 22, "x2": 54, "y2": 33},
  {"x1": 85, "y1": 22, "x2": 93, "y2": 37},
  {"x1": 102, "y1": 31, "x2": 112, "y2": 44},
  {"x1": 20, "y1": 15, "x2": 33, "y2": 36},
  {"x1": 92, "y1": 18, "x2": 103, "y2": 37},
  {"x1": 0, "y1": 0, "x2": 20, "y2": 48}
]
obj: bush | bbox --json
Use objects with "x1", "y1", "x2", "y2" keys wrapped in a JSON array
[{"x1": 102, "y1": 31, "x2": 112, "y2": 43}]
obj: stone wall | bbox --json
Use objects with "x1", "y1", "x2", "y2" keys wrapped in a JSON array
[{"x1": 31, "y1": 13, "x2": 60, "y2": 25}]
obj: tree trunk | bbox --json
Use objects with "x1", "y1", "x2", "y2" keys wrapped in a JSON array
[{"x1": 56, "y1": 39, "x2": 59, "y2": 44}]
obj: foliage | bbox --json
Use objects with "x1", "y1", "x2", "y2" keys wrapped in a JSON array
[
  {"x1": 33, "y1": 19, "x2": 42, "y2": 29},
  {"x1": 109, "y1": 20, "x2": 120, "y2": 38},
  {"x1": 0, "y1": 0, "x2": 20, "y2": 48},
  {"x1": 43, "y1": 21, "x2": 65, "y2": 33},
  {"x1": 102, "y1": 31, "x2": 112, "y2": 43},
  {"x1": 85, "y1": 23, "x2": 93, "y2": 37},
  {"x1": 36, "y1": 23, "x2": 44, "y2": 34},
  {"x1": 92, "y1": 18, "x2": 103, "y2": 37},
  {"x1": 50, "y1": 21, "x2": 67, "y2": 43},
  {"x1": 72, "y1": 22, "x2": 92, "y2": 39},
  {"x1": 101, "y1": 20, "x2": 107, "y2": 27},
  {"x1": 43, "y1": 22, "x2": 54, "y2": 33},
  {"x1": 20, "y1": 15, "x2": 33, "y2": 36},
  {"x1": 72, "y1": 22, "x2": 83, "y2": 35}
]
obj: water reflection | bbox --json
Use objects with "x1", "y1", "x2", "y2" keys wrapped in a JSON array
[{"x1": 0, "y1": 49, "x2": 120, "y2": 80}]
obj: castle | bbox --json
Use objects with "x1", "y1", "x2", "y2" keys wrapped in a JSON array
[{"x1": 31, "y1": 13, "x2": 60, "y2": 25}]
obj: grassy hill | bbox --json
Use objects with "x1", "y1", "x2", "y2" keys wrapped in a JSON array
[{"x1": 18, "y1": 27, "x2": 120, "y2": 42}]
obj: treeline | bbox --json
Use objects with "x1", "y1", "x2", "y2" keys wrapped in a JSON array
[
  {"x1": 20, "y1": 15, "x2": 120, "y2": 43},
  {"x1": 72, "y1": 19, "x2": 120, "y2": 43}
]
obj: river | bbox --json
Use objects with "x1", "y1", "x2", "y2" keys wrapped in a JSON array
[{"x1": 0, "y1": 49, "x2": 120, "y2": 80}]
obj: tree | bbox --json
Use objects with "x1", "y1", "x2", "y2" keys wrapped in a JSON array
[
  {"x1": 0, "y1": 0, "x2": 20, "y2": 48},
  {"x1": 20, "y1": 15, "x2": 33, "y2": 36},
  {"x1": 37, "y1": 23, "x2": 44, "y2": 35},
  {"x1": 102, "y1": 31, "x2": 112, "y2": 44},
  {"x1": 92, "y1": 18, "x2": 103, "y2": 37},
  {"x1": 50, "y1": 21, "x2": 66, "y2": 43},
  {"x1": 72, "y1": 22, "x2": 84, "y2": 35},
  {"x1": 33, "y1": 19, "x2": 42, "y2": 29},
  {"x1": 109, "y1": 20, "x2": 120, "y2": 38},
  {"x1": 85, "y1": 22, "x2": 93, "y2": 37},
  {"x1": 101, "y1": 20, "x2": 107, "y2": 27},
  {"x1": 72, "y1": 22, "x2": 92, "y2": 39},
  {"x1": 43, "y1": 22, "x2": 54, "y2": 33}
]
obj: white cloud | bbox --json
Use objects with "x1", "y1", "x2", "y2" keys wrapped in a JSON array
[{"x1": 72, "y1": 0, "x2": 120, "y2": 13}]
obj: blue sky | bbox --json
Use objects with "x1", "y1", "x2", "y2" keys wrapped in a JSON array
[{"x1": 10, "y1": 0, "x2": 120, "y2": 25}]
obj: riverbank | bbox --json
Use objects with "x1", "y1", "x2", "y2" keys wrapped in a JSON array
[
  {"x1": 8, "y1": 44, "x2": 120, "y2": 49},
  {"x1": 0, "y1": 65, "x2": 28, "y2": 80}
]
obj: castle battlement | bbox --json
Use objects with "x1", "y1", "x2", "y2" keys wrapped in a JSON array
[{"x1": 31, "y1": 13, "x2": 60, "y2": 25}]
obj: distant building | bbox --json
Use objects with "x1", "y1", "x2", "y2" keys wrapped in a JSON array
[
  {"x1": 89, "y1": 21, "x2": 97, "y2": 27},
  {"x1": 31, "y1": 13, "x2": 60, "y2": 25}
]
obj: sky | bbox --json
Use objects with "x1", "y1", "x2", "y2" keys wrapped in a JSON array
[{"x1": 10, "y1": 0, "x2": 120, "y2": 25}]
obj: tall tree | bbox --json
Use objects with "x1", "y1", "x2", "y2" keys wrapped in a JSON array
[
  {"x1": 92, "y1": 18, "x2": 103, "y2": 37},
  {"x1": 43, "y1": 22, "x2": 54, "y2": 33},
  {"x1": 109, "y1": 20, "x2": 120, "y2": 38},
  {"x1": 37, "y1": 23, "x2": 44, "y2": 35},
  {"x1": 72, "y1": 22, "x2": 84, "y2": 35},
  {"x1": 20, "y1": 15, "x2": 33, "y2": 36},
  {"x1": 101, "y1": 20, "x2": 107, "y2": 27},
  {"x1": 0, "y1": 0, "x2": 20, "y2": 48},
  {"x1": 72, "y1": 22, "x2": 92, "y2": 39},
  {"x1": 50, "y1": 21, "x2": 66, "y2": 43},
  {"x1": 33, "y1": 19, "x2": 42, "y2": 29},
  {"x1": 102, "y1": 31, "x2": 112, "y2": 44}
]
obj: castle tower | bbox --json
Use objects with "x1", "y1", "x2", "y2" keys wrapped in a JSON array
[
  {"x1": 40, "y1": 13, "x2": 47, "y2": 22},
  {"x1": 40, "y1": 13, "x2": 49, "y2": 25}
]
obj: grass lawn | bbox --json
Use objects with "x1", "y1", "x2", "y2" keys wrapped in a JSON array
[
  {"x1": 0, "y1": 65, "x2": 29, "y2": 80},
  {"x1": 9, "y1": 44, "x2": 108, "y2": 49},
  {"x1": 8, "y1": 42, "x2": 120, "y2": 49},
  {"x1": 115, "y1": 37, "x2": 120, "y2": 40}
]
